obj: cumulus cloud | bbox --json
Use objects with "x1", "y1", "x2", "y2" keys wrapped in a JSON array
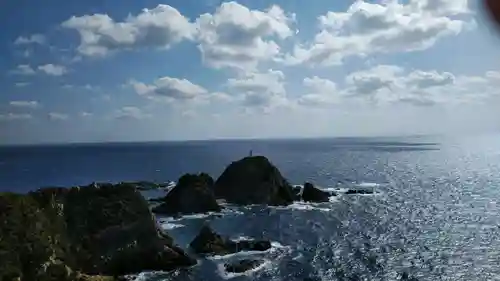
[
  {"x1": 10, "y1": 65, "x2": 36, "y2": 75},
  {"x1": 129, "y1": 77, "x2": 207, "y2": 100},
  {"x1": 299, "y1": 76, "x2": 340, "y2": 106},
  {"x1": 341, "y1": 64, "x2": 492, "y2": 106},
  {"x1": 284, "y1": 0, "x2": 472, "y2": 66},
  {"x1": 9, "y1": 100, "x2": 39, "y2": 108},
  {"x1": 406, "y1": 70, "x2": 455, "y2": 89},
  {"x1": 61, "y1": 4, "x2": 195, "y2": 57},
  {"x1": 412, "y1": 0, "x2": 470, "y2": 16},
  {"x1": 0, "y1": 113, "x2": 32, "y2": 121},
  {"x1": 345, "y1": 65, "x2": 404, "y2": 96},
  {"x1": 196, "y1": 2, "x2": 295, "y2": 69},
  {"x1": 14, "y1": 34, "x2": 46, "y2": 45},
  {"x1": 114, "y1": 106, "x2": 151, "y2": 120},
  {"x1": 226, "y1": 69, "x2": 288, "y2": 107},
  {"x1": 48, "y1": 112, "x2": 69, "y2": 121},
  {"x1": 38, "y1": 64, "x2": 68, "y2": 76}
]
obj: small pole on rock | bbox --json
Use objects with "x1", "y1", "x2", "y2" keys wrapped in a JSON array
[{"x1": 249, "y1": 149, "x2": 253, "y2": 157}]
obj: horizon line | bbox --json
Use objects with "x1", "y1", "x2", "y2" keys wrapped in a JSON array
[{"x1": 0, "y1": 133, "x2": 451, "y2": 147}]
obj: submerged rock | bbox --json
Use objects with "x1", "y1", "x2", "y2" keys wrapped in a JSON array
[
  {"x1": 345, "y1": 189, "x2": 374, "y2": 195},
  {"x1": 302, "y1": 182, "x2": 331, "y2": 202},
  {"x1": 190, "y1": 224, "x2": 271, "y2": 256},
  {"x1": 0, "y1": 184, "x2": 195, "y2": 280},
  {"x1": 224, "y1": 259, "x2": 264, "y2": 273},
  {"x1": 152, "y1": 173, "x2": 221, "y2": 215},
  {"x1": 214, "y1": 156, "x2": 295, "y2": 206}
]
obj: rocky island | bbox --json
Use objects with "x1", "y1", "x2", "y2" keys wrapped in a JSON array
[{"x1": 0, "y1": 155, "x2": 373, "y2": 280}]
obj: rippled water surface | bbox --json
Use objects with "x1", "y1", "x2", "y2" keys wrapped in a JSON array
[{"x1": 2, "y1": 135, "x2": 500, "y2": 280}]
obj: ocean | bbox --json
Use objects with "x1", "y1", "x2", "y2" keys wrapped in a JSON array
[{"x1": 2, "y1": 135, "x2": 500, "y2": 280}]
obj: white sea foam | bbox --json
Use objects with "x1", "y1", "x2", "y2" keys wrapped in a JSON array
[
  {"x1": 123, "y1": 272, "x2": 155, "y2": 281},
  {"x1": 181, "y1": 212, "x2": 218, "y2": 219},
  {"x1": 358, "y1": 182, "x2": 381, "y2": 188},
  {"x1": 323, "y1": 187, "x2": 344, "y2": 192},
  {"x1": 208, "y1": 250, "x2": 269, "y2": 261},
  {"x1": 160, "y1": 222, "x2": 185, "y2": 230},
  {"x1": 221, "y1": 207, "x2": 245, "y2": 216},
  {"x1": 272, "y1": 202, "x2": 333, "y2": 212},
  {"x1": 232, "y1": 235, "x2": 253, "y2": 242},
  {"x1": 292, "y1": 253, "x2": 305, "y2": 261},
  {"x1": 208, "y1": 241, "x2": 289, "y2": 261},
  {"x1": 216, "y1": 259, "x2": 272, "y2": 279}
]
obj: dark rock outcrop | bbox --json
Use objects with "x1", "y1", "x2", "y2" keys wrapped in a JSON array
[
  {"x1": 214, "y1": 156, "x2": 294, "y2": 206},
  {"x1": 345, "y1": 189, "x2": 374, "y2": 195},
  {"x1": 190, "y1": 225, "x2": 271, "y2": 256},
  {"x1": 224, "y1": 259, "x2": 264, "y2": 273},
  {"x1": 0, "y1": 184, "x2": 195, "y2": 281},
  {"x1": 302, "y1": 182, "x2": 331, "y2": 202},
  {"x1": 152, "y1": 173, "x2": 221, "y2": 215}
]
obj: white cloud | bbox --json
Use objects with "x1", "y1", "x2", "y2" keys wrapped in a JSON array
[
  {"x1": 38, "y1": 64, "x2": 68, "y2": 76},
  {"x1": 345, "y1": 65, "x2": 404, "y2": 96},
  {"x1": 299, "y1": 76, "x2": 340, "y2": 106},
  {"x1": 341, "y1": 65, "x2": 496, "y2": 106},
  {"x1": 14, "y1": 34, "x2": 46, "y2": 45},
  {"x1": 9, "y1": 100, "x2": 39, "y2": 108},
  {"x1": 0, "y1": 113, "x2": 32, "y2": 121},
  {"x1": 283, "y1": 0, "x2": 472, "y2": 66},
  {"x1": 406, "y1": 70, "x2": 455, "y2": 89},
  {"x1": 48, "y1": 112, "x2": 69, "y2": 121},
  {"x1": 80, "y1": 112, "x2": 93, "y2": 118},
  {"x1": 10, "y1": 65, "x2": 36, "y2": 75},
  {"x1": 210, "y1": 92, "x2": 234, "y2": 102},
  {"x1": 15, "y1": 82, "x2": 30, "y2": 87},
  {"x1": 114, "y1": 106, "x2": 151, "y2": 120},
  {"x1": 196, "y1": 2, "x2": 295, "y2": 69},
  {"x1": 411, "y1": 0, "x2": 470, "y2": 16},
  {"x1": 62, "y1": 84, "x2": 100, "y2": 91},
  {"x1": 226, "y1": 69, "x2": 289, "y2": 107},
  {"x1": 129, "y1": 77, "x2": 207, "y2": 100},
  {"x1": 10, "y1": 64, "x2": 67, "y2": 76},
  {"x1": 62, "y1": 4, "x2": 194, "y2": 57}
]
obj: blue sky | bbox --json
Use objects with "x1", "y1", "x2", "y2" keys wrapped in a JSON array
[{"x1": 1, "y1": 0, "x2": 500, "y2": 144}]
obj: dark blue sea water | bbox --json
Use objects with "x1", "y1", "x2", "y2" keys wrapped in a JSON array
[{"x1": 2, "y1": 135, "x2": 500, "y2": 280}]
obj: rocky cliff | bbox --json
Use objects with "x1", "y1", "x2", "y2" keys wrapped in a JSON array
[{"x1": 0, "y1": 183, "x2": 195, "y2": 281}]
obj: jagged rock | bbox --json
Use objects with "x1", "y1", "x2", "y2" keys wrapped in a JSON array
[
  {"x1": 152, "y1": 173, "x2": 221, "y2": 215},
  {"x1": 0, "y1": 184, "x2": 196, "y2": 280},
  {"x1": 302, "y1": 182, "x2": 331, "y2": 202},
  {"x1": 190, "y1": 225, "x2": 271, "y2": 256},
  {"x1": 224, "y1": 259, "x2": 264, "y2": 273},
  {"x1": 214, "y1": 156, "x2": 294, "y2": 206}
]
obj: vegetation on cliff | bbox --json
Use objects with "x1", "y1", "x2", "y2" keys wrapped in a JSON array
[{"x1": 0, "y1": 183, "x2": 195, "y2": 281}]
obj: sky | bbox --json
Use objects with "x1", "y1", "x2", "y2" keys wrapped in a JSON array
[{"x1": 1, "y1": 0, "x2": 500, "y2": 144}]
